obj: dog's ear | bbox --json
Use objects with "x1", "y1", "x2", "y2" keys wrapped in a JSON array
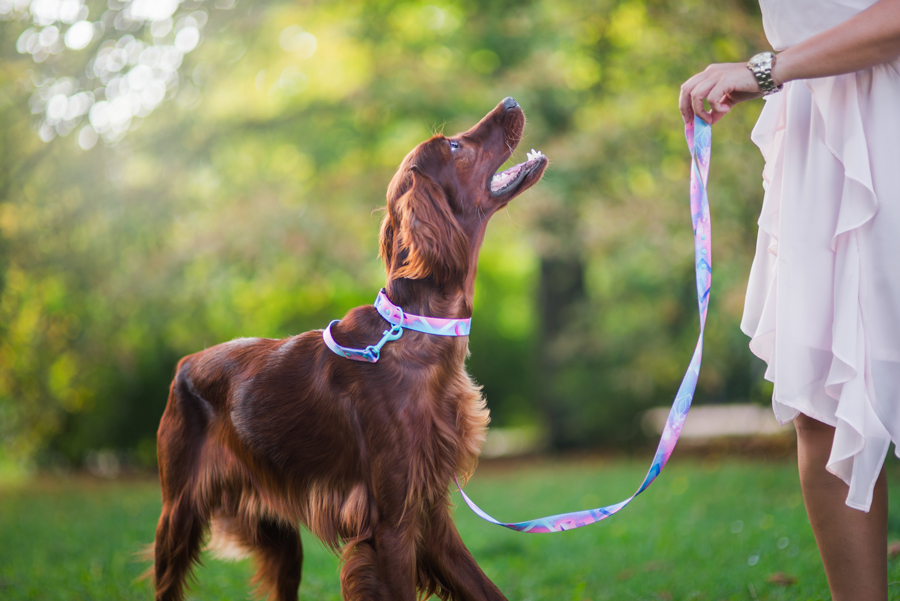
[
  {"x1": 378, "y1": 164, "x2": 410, "y2": 272},
  {"x1": 383, "y1": 168, "x2": 469, "y2": 286},
  {"x1": 378, "y1": 206, "x2": 395, "y2": 272}
]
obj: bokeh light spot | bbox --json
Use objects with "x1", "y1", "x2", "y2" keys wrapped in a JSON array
[
  {"x1": 279, "y1": 25, "x2": 316, "y2": 59},
  {"x1": 78, "y1": 125, "x2": 99, "y2": 150},
  {"x1": 174, "y1": 26, "x2": 199, "y2": 52},
  {"x1": 64, "y1": 19, "x2": 92, "y2": 49},
  {"x1": 127, "y1": 0, "x2": 181, "y2": 22}
]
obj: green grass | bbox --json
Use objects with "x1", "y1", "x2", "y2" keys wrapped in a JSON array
[{"x1": 2, "y1": 455, "x2": 900, "y2": 600}]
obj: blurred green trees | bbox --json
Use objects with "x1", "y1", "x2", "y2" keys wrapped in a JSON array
[{"x1": 0, "y1": 0, "x2": 774, "y2": 472}]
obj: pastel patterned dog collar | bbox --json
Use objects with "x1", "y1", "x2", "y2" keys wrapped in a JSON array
[
  {"x1": 374, "y1": 289, "x2": 471, "y2": 336},
  {"x1": 323, "y1": 289, "x2": 471, "y2": 363}
]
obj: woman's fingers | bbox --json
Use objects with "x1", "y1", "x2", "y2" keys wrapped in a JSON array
[
  {"x1": 679, "y1": 72, "x2": 708, "y2": 123},
  {"x1": 678, "y1": 91, "x2": 694, "y2": 123},
  {"x1": 707, "y1": 82, "x2": 733, "y2": 113},
  {"x1": 679, "y1": 89, "x2": 693, "y2": 124},
  {"x1": 710, "y1": 106, "x2": 731, "y2": 124},
  {"x1": 680, "y1": 62, "x2": 766, "y2": 124},
  {"x1": 680, "y1": 68, "x2": 723, "y2": 124},
  {"x1": 679, "y1": 84, "x2": 693, "y2": 123},
  {"x1": 707, "y1": 83, "x2": 740, "y2": 124},
  {"x1": 690, "y1": 77, "x2": 720, "y2": 124}
]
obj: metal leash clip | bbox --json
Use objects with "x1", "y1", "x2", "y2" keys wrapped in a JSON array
[{"x1": 362, "y1": 324, "x2": 404, "y2": 362}]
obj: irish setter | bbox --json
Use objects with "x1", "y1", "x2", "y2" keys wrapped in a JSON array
[{"x1": 152, "y1": 97, "x2": 547, "y2": 601}]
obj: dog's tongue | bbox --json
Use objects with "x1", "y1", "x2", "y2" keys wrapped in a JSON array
[
  {"x1": 490, "y1": 164, "x2": 524, "y2": 191},
  {"x1": 490, "y1": 149, "x2": 545, "y2": 193}
]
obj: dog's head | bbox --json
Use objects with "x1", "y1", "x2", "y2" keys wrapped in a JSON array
[{"x1": 379, "y1": 97, "x2": 547, "y2": 290}]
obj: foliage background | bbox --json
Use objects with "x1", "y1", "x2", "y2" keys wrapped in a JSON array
[{"x1": 0, "y1": 0, "x2": 774, "y2": 473}]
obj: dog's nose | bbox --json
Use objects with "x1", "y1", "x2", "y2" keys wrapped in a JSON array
[{"x1": 502, "y1": 97, "x2": 519, "y2": 111}]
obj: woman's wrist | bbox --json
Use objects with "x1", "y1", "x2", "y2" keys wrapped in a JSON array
[{"x1": 770, "y1": 52, "x2": 789, "y2": 87}]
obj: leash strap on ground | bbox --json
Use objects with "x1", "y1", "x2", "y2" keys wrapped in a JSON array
[{"x1": 455, "y1": 118, "x2": 712, "y2": 533}]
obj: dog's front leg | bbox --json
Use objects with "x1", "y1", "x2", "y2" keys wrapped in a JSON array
[
  {"x1": 340, "y1": 525, "x2": 418, "y2": 601},
  {"x1": 418, "y1": 507, "x2": 509, "y2": 601}
]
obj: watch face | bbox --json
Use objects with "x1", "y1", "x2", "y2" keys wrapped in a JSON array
[{"x1": 750, "y1": 52, "x2": 771, "y2": 69}]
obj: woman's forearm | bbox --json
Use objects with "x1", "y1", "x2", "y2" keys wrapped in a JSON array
[{"x1": 772, "y1": 0, "x2": 900, "y2": 85}]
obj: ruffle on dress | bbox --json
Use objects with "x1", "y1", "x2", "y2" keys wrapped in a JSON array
[{"x1": 741, "y1": 61, "x2": 900, "y2": 511}]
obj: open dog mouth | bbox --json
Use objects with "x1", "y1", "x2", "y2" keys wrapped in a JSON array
[{"x1": 490, "y1": 149, "x2": 547, "y2": 196}]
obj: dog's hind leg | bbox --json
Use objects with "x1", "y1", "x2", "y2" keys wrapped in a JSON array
[{"x1": 247, "y1": 517, "x2": 303, "y2": 601}]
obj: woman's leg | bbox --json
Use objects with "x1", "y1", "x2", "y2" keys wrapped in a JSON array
[{"x1": 794, "y1": 413, "x2": 888, "y2": 601}]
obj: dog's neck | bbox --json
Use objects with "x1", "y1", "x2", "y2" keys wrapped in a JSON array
[
  {"x1": 384, "y1": 279, "x2": 472, "y2": 321},
  {"x1": 383, "y1": 220, "x2": 490, "y2": 321}
]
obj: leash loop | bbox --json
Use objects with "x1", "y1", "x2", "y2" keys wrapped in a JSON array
[{"x1": 454, "y1": 118, "x2": 713, "y2": 533}]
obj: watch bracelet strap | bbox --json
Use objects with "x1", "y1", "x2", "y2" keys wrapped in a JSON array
[{"x1": 749, "y1": 53, "x2": 783, "y2": 95}]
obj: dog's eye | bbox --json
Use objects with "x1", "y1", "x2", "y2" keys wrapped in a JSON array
[{"x1": 448, "y1": 140, "x2": 460, "y2": 151}]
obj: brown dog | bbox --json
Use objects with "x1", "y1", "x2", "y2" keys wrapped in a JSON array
[{"x1": 152, "y1": 97, "x2": 547, "y2": 601}]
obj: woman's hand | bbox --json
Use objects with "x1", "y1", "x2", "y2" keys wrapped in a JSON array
[
  {"x1": 680, "y1": 0, "x2": 900, "y2": 125},
  {"x1": 679, "y1": 62, "x2": 766, "y2": 124}
]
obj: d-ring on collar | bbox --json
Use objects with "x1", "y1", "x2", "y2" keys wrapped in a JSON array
[{"x1": 323, "y1": 288, "x2": 472, "y2": 363}]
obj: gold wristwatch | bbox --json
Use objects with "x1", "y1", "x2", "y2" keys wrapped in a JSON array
[{"x1": 747, "y1": 51, "x2": 784, "y2": 95}]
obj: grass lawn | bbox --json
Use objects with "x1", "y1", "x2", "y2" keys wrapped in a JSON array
[{"x1": 2, "y1": 453, "x2": 900, "y2": 600}]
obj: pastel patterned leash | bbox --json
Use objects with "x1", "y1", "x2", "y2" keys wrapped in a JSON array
[{"x1": 455, "y1": 118, "x2": 713, "y2": 533}]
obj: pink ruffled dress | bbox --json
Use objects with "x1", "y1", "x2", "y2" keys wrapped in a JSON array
[{"x1": 743, "y1": 0, "x2": 900, "y2": 511}]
